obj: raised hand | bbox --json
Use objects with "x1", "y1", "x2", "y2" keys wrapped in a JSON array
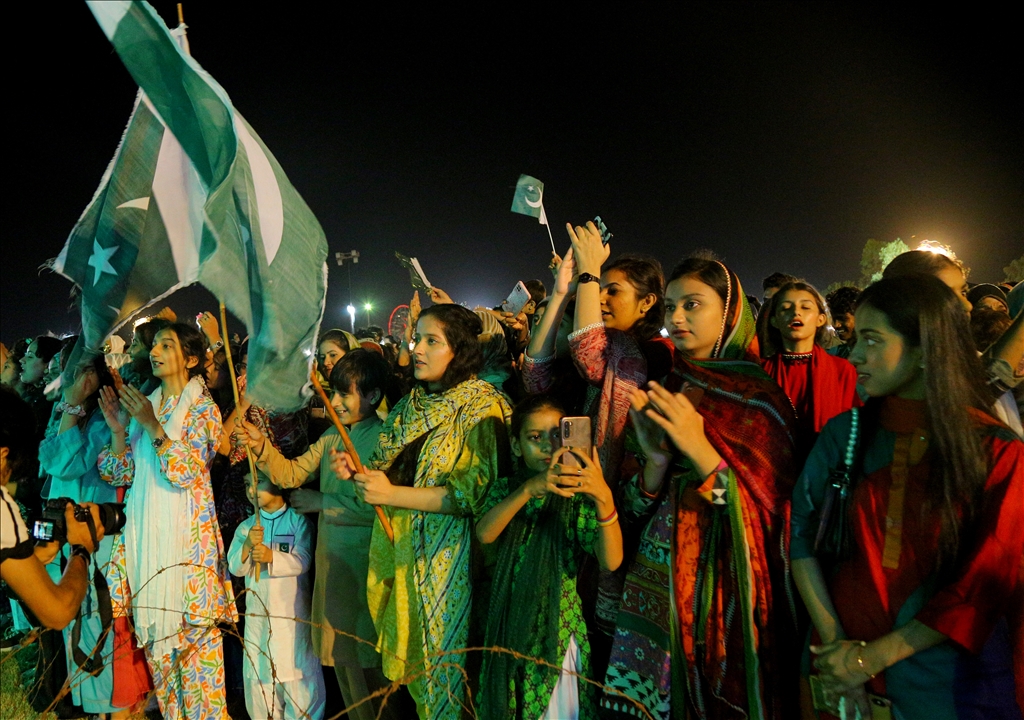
[
  {"x1": 118, "y1": 385, "x2": 160, "y2": 437},
  {"x1": 553, "y1": 246, "x2": 579, "y2": 296},
  {"x1": 98, "y1": 386, "x2": 126, "y2": 435},
  {"x1": 566, "y1": 221, "x2": 610, "y2": 276},
  {"x1": 329, "y1": 449, "x2": 358, "y2": 480},
  {"x1": 522, "y1": 448, "x2": 578, "y2": 499},
  {"x1": 628, "y1": 387, "x2": 671, "y2": 465},
  {"x1": 196, "y1": 311, "x2": 221, "y2": 345},
  {"x1": 233, "y1": 417, "x2": 266, "y2": 455},
  {"x1": 642, "y1": 381, "x2": 723, "y2": 478},
  {"x1": 64, "y1": 364, "x2": 100, "y2": 408},
  {"x1": 555, "y1": 447, "x2": 613, "y2": 511},
  {"x1": 428, "y1": 287, "x2": 454, "y2": 305}
]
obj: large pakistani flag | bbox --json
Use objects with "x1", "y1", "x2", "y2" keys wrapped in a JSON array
[{"x1": 52, "y1": 0, "x2": 327, "y2": 411}]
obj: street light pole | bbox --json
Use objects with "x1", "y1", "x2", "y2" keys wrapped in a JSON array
[
  {"x1": 364, "y1": 303, "x2": 373, "y2": 327},
  {"x1": 335, "y1": 250, "x2": 360, "y2": 328}
]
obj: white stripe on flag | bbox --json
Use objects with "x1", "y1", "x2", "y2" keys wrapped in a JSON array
[
  {"x1": 152, "y1": 125, "x2": 204, "y2": 283},
  {"x1": 234, "y1": 115, "x2": 284, "y2": 265},
  {"x1": 86, "y1": 0, "x2": 132, "y2": 40}
]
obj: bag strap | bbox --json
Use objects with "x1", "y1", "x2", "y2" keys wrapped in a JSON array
[
  {"x1": 69, "y1": 562, "x2": 113, "y2": 676},
  {"x1": 836, "y1": 407, "x2": 859, "y2": 476}
]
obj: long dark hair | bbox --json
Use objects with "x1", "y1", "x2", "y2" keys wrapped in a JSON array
[
  {"x1": 604, "y1": 254, "x2": 665, "y2": 341},
  {"x1": 417, "y1": 304, "x2": 484, "y2": 391},
  {"x1": 857, "y1": 275, "x2": 991, "y2": 572}
]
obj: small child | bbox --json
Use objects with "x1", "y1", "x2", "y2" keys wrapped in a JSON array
[
  {"x1": 234, "y1": 348, "x2": 390, "y2": 720},
  {"x1": 228, "y1": 473, "x2": 325, "y2": 720},
  {"x1": 476, "y1": 394, "x2": 623, "y2": 720}
]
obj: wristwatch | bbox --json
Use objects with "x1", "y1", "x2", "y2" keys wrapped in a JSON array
[
  {"x1": 152, "y1": 434, "x2": 169, "y2": 451},
  {"x1": 578, "y1": 272, "x2": 600, "y2": 285}
]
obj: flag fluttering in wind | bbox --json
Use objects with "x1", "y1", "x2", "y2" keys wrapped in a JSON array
[
  {"x1": 52, "y1": 0, "x2": 328, "y2": 411},
  {"x1": 510, "y1": 173, "x2": 556, "y2": 252}
]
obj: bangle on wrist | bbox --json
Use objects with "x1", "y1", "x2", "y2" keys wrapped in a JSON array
[{"x1": 596, "y1": 508, "x2": 619, "y2": 527}]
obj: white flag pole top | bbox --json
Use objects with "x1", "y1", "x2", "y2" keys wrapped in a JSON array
[
  {"x1": 410, "y1": 257, "x2": 432, "y2": 290},
  {"x1": 541, "y1": 203, "x2": 556, "y2": 254}
]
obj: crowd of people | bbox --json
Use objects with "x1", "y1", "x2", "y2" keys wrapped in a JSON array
[{"x1": 1, "y1": 223, "x2": 1022, "y2": 720}]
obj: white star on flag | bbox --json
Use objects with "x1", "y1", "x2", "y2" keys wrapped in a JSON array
[{"x1": 87, "y1": 239, "x2": 119, "y2": 285}]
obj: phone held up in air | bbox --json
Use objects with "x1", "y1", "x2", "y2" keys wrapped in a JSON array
[
  {"x1": 559, "y1": 416, "x2": 592, "y2": 471},
  {"x1": 501, "y1": 281, "x2": 532, "y2": 316}
]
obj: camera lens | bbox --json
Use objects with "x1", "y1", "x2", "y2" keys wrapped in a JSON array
[{"x1": 97, "y1": 503, "x2": 127, "y2": 536}]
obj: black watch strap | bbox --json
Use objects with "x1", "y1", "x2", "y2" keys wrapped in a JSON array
[
  {"x1": 70, "y1": 544, "x2": 92, "y2": 566},
  {"x1": 578, "y1": 272, "x2": 600, "y2": 285}
]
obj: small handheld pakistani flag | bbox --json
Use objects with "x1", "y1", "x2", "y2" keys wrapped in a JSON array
[{"x1": 510, "y1": 174, "x2": 556, "y2": 253}]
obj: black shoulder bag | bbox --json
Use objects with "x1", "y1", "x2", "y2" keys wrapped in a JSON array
[{"x1": 813, "y1": 408, "x2": 860, "y2": 566}]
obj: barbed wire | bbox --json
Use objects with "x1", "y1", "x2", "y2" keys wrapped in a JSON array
[{"x1": 2, "y1": 559, "x2": 657, "y2": 719}]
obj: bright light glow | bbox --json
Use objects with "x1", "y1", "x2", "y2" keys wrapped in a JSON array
[
  {"x1": 916, "y1": 239, "x2": 957, "y2": 260},
  {"x1": 133, "y1": 315, "x2": 152, "y2": 330},
  {"x1": 364, "y1": 303, "x2": 373, "y2": 311},
  {"x1": 346, "y1": 304, "x2": 356, "y2": 317},
  {"x1": 302, "y1": 348, "x2": 312, "y2": 357}
]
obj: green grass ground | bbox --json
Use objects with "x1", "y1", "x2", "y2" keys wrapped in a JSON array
[{"x1": 1, "y1": 647, "x2": 57, "y2": 720}]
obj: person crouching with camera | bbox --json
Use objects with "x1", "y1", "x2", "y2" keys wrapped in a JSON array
[{"x1": 0, "y1": 386, "x2": 104, "y2": 630}]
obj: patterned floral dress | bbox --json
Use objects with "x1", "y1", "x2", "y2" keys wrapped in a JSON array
[{"x1": 99, "y1": 383, "x2": 237, "y2": 719}]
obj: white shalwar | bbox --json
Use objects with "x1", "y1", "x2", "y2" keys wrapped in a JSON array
[{"x1": 228, "y1": 505, "x2": 325, "y2": 720}]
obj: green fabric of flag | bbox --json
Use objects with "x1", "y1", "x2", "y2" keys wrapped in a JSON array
[
  {"x1": 53, "y1": 0, "x2": 328, "y2": 411},
  {"x1": 510, "y1": 173, "x2": 548, "y2": 224}
]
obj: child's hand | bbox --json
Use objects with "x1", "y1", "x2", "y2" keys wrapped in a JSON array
[
  {"x1": 628, "y1": 387, "x2": 672, "y2": 466},
  {"x1": 250, "y1": 543, "x2": 273, "y2": 564},
  {"x1": 555, "y1": 447, "x2": 613, "y2": 511},
  {"x1": 289, "y1": 488, "x2": 324, "y2": 514},
  {"x1": 246, "y1": 525, "x2": 264, "y2": 549},
  {"x1": 523, "y1": 448, "x2": 577, "y2": 499},
  {"x1": 329, "y1": 449, "x2": 358, "y2": 480}
]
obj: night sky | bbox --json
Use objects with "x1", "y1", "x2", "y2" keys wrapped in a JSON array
[{"x1": 3, "y1": 2, "x2": 1021, "y2": 343}]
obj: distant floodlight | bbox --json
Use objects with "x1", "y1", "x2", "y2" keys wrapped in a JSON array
[
  {"x1": 916, "y1": 239, "x2": 956, "y2": 259},
  {"x1": 364, "y1": 303, "x2": 373, "y2": 311}
]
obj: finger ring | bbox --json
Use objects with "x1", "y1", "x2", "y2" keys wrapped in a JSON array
[{"x1": 577, "y1": 481, "x2": 583, "y2": 487}]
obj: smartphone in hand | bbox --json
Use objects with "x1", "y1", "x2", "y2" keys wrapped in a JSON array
[
  {"x1": 559, "y1": 416, "x2": 592, "y2": 471},
  {"x1": 501, "y1": 281, "x2": 531, "y2": 316}
]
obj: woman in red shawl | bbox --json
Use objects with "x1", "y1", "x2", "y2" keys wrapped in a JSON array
[
  {"x1": 761, "y1": 280, "x2": 861, "y2": 460},
  {"x1": 601, "y1": 255, "x2": 799, "y2": 719}
]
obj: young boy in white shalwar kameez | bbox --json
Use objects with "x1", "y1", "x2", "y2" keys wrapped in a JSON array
[{"x1": 229, "y1": 475, "x2": 325, "y2": 720}]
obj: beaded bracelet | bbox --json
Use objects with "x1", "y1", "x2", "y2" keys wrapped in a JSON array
[
  {"x1": 855, "y1": 640, "x2": 876, "y2": 679},
  {"x1": 56, "y1": 401, "x2": 86, "y2": 417},
  {"x1": 597, "y1": 509, "x2": 619, "y2": 527}
]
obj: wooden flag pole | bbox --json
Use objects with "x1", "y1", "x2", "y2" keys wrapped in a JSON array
[
  {"x1": 309, "y1": 371, "x2": 394, "y2": 542},
  {"x1": 219, "y1": 303, "x2": 262, "y2": 580},
  {"x1": 177, "y1": 3, "x2": 184, "y2": 25}
]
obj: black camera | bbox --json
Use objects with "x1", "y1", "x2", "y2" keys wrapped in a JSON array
[{"x1": 31, "y1": 498, "x2": 127, "y2": 544}]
